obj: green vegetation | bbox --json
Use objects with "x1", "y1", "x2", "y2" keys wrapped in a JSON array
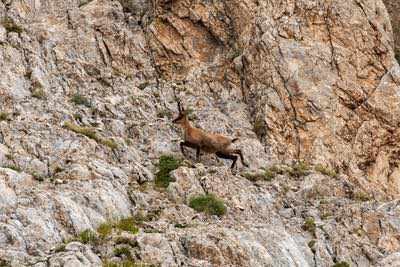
[
  {"x1": 97, "y1": 222, "x2": 113, "y2": 238},
  {"x1": 115, "y1": 236, "x2": 138, "y2": 247},
  {"x1": 78, "y1": 229, "x2": 97, "y2": 244},
  {"x1": 332, "y1": 262, "x2": 350, "y2": 267},
  {"x1": 287, "y1": 162, "x2": 310, "y2": 178},
  {"x1": 189, "y1": 193, "x2": 227, "y2": 216},
  {"x1": 315, "y1": 164, "x2": 338, "y2": 178},
  {"x1": 353, "y1": 191, "x2": 372, "y2": 202},
  {"x1": 0, "y1": 112, "x2": 9, "y2": 121},
  {"x1": 71, "y1": 94, "x2": 92, "y2": 107},
  {"x1": 3, "y1": 164, "x2": 21, "y2": 172},
  {"x1": 64, "y1": 121, "x2": 97, "y2": 139},
  {"x1": 242, "y1": 167, "x2": 277, "y2": 182},
  {"x1": 64, "y1": 121, "x2": 118, "y2": 149},
  {"x1": 302, "y1": 217, "x2": 316, "y2": 236},
  {"x1": 155, "y1": 155, "x2": 181, "y2": 188},
  {"x1": 114, "y1": 246, "x2": 132, "y2": 259},
  {"x1": 32, "y1": 87, "x2": 46, "y2": 99},
  {"x1": 0, "y1": 258, "x2": 10, "y2": 267},
  {"x1": 103, "y1": 260, "x2": 152, "y2": 267},
  {"x1": 115, "y1": 217, "x2": 139, "y2": 235},
  {"x1": 2, "y1": 17, "x2": 23, "y2": 33}
]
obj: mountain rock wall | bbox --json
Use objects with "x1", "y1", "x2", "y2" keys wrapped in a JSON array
[{"x1": 0, "y1": 0, "x2": 399, "y2": 266}]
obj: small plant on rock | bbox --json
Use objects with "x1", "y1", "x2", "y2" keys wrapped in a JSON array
[
  {"x1": 332, "y1": 261, "x2": 350, "y2": 267},
  {"x1": 302, "y1": 217, "x2": 316, "y2": 236},
  {"x1": 71, "y1": 94, "x2": 92, "y2": 107},
  {"x1": 78, "y1": 229, "x2": 97, "y2": 244},
  {"x1": 2, "y1": 17, "x2": 23, "y2": 33},
  {"x1": 0, "y1": 112, "x2": 9, "y2": 121},
  {"x1": 189, "y1": 193, "x2": 227, "y2": 216},
  {"x1": 115, "y1": 217, "x2": 139, "y2": 235},
  {"x1": 155, "y1": 155, "x2": 181, "y2": 188},
  {"x1": 315, "y1": 164, "x2": 338, "y2": 178},
  {"x1": 288, "y1": 161, "x2": 310, "y2": 178},
  {"x1": 114, "y1": 246, "x2": 132, "y2": 259},
  {"x1": 97, "y1": 222, "x2": 113, "y2": 238}
]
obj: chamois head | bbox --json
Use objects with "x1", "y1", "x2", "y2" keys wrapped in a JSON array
[{"x1": 172, "y1": 101, "x2": 188, "y2": 126}]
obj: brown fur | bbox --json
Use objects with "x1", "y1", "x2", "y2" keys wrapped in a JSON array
[{"x1": 173, "y1": 106, "x2": 248, "y2": 168}]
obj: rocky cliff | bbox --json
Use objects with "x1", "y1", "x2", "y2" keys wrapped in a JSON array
[
  {"x1": 0, "y1": 0, "x2": 400, "y2": 266},
  {"x1": 383, "y1": 0, "x2": 400, "y2": 58}
]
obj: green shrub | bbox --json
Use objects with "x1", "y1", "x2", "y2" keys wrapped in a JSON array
[
  {"x1": 97, "y1": 222, "x2": 113, "y2": 238},
  {"x1": 64, "y1": 121, "x2": 97, "y2": 139},
  {"x1": 288, "y1": 162, "x2": 310, "y2": 178},
  {"x1": 353, "y1": 191, "x2": 371, "y2": 202},
  {"x1": 71, "y1": 94, "x2": 92, "y2": 107},
  {"x1": 32, "y1": 87, "x2": 46, "y2": 99},
  {"x1": 103, "y1": 260, "x2": 151, "y2": 267},
  {"x1": 0, "y1": 258, "x2": 10, "y2": 267},
  {"x1": 100, "y1": 138, "x2": 119, "y2": 150},
  {"x1": 2, "y1": 17, "x2": 23, "y2": 33},
  {"x1": 114, "y1": 246, "x2": 132, "y2": 259},
  {"x1": 155, "y1": 155, "x2": 181, "y2": 188},
  {"x1": 315, "y1": 164, "x2": 338, "y2": 178},
  {"x1": 302, "y1": 217, "x2": 316, "y2": 236},
  {"x1": 78, "y1": 229, "x2": 97, "y2": 244},
  {"x1": 116, "y1": 217, "x2": 139, "y2": 235},
  {"x1": 0, "y1": 112, "x2": 8, "y2": 121},
  {"x1": 189, "y1": 193, "x2": 227, "y2": 216},
  {"x1": 64, "y1": 121, "x2": 118, "y2": 149},
  {"x1": 332, "y1": 262, "x2": 350, "y2": 267},
  {"x1": 3, "y1": 164, "x2": 21, "y2": 172}
]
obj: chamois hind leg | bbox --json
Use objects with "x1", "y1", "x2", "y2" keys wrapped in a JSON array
[
  {"x1": 233, "y1": 149, "x2": 249, "y2": 167},
  {"x1": 216, "y1": 152, "x2": 238, "y2": 169},
  {"x1": 180, "y1": 141, "x2": 200, "y2": 159}
]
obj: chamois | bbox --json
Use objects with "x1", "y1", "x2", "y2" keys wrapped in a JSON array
[{"x1": 172, "y1": 101, "x2": 248, "y2": 169}]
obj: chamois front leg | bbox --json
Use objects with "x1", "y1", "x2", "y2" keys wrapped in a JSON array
[
  {"x1": 216, "y1": 152, "x2": 238, "y2": 169},
  {"x1": 180, "y1": 141, "x2": 200, "y2": 159},
  {"x1": 233, "y1": 149, "x2": 249, "y2": 167}
]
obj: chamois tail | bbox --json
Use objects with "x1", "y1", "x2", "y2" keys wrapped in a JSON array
[{"x1": 231, "y1": 138, "x2": 239, "y2": 143}]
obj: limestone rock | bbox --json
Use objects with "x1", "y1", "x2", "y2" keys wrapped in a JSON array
[{"x1": 0, "y1": 0, "x2": 399, "y2": 266}]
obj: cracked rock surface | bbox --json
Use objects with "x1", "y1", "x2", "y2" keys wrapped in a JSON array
[{"x1": 0, "y1": 0, "x2": 400, "y2": 266}]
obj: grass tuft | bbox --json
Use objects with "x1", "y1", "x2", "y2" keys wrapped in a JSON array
[
  {"x1": 189, "y1": 193, "x2": 227, "y2": 216},
  {"x1": 0, "y1": 112, "x2": 9, "y2": 121},
  {"x1": 64, "y1": 121, "x2": 118, "y2": 149},
  {"x1": 78, "y1": 229, "x2": 97, "y2": 244},
  {"x1": 302, "y1": 217, "x2": 316, "y2": 236},
  {"x1": 115, "y1": 217, "x2": 139, "y2": 235},
  {"x1": 155, "y1": 155, "x2": 181, "y2": 188},
  {"x1": 287, "y1": 162, "x2": 310, "y2": 178},
  {"x1": 71, "y1": 94, "x2": 92, "y2": 107},
  {"x1": 2, "y1": 17, "x2": 23, "y2": 33},
  {"x1": 315, "y1": 164, "x2": 338, "y2": 178},
  {"x1": 114, "y1": 246, "x2": 132, "y2": 259},
  {"x1": 332, "y1": 262, "x2": 350, "y2": 267},
  {"x1": 32, "y1": 87, "x2": 46, "y2": 99},
  {"x1": 103, "y1": 260, "x2": 151, "y2": 267},
  {"x1": 97, "y1": 222, "x2": 113, "y2": 238}
]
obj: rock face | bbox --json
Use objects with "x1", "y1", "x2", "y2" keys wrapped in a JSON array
[
  {"x1": 383, "y1": 0, "x2": 400, "y2": 57},
  {"x1": 0, "y1": 0, "x2": 399, "y2": 266}
]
